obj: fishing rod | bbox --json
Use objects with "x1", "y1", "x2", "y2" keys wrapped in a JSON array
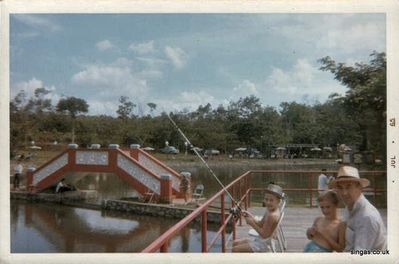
[{"x1": 166, "y1": 113, "x2": 243, "y2": 217}]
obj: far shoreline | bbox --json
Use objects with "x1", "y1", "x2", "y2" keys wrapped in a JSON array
[{"x1": 10, "y1": 148, "x2": 385, "y2": 176}]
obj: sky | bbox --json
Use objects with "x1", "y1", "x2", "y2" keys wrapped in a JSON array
[{"x1": 10, "y1": 13, "x2": 386, "y2": 116}]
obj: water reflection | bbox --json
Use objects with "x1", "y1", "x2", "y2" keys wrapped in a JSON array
[
  {"x1": 71, "y1": 172, "x2": 140, "y2": 202},
  {"x1": 10, "y1": 200, "x2": 222, "y2": 253}
]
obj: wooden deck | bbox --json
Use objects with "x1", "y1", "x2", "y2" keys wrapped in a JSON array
[{"x1": 231, "y1": 207, "x2": 387, "y2": 252}]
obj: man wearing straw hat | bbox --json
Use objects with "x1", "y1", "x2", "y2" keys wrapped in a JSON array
[{"x1": 329, "y1": 166, "x2": 386, "y2": 251}]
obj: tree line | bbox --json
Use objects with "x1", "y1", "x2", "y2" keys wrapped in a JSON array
[{"x1": 10, "y1": 52, "x2": 386, "y2": 159}]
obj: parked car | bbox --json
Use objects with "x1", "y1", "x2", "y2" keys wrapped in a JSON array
[
  {"x1": 204, "y1": 149, "x2": 220, "y2": 156},
  {"x1": 160, "y1": 146, "x2": 180, "y2": 154}
]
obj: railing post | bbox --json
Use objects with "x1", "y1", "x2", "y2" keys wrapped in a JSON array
[
  {"x1": 309, "y1": 173, "x2": 313, "y2": 208},
  {"x1": 237, "y1": 181, "x2": 242, "y2": 226},
  {"x1": 230, "y1": 186, "x2": 237, "y2": 241},
  {"x1": 67, "y1": 144, "x2": 78, "y2": 170},
  {"x1": 129, "y1": 144, "x2": 140, "y2": 160},
  {"x1": 231, "y1": 186, "x2": 235, "y2": 210},
  {"x1": 373, "y1": 171, "x2": 377, "y2": 205},
  {"x1": 238, "y1": 180, "x2": 241, "y2": 199},
  {"x1": 26, "y1": 167, "x2": 35, "y2": 192},
  {"x1": 160, "y1": 174, "x2": 173, "y2": 204},
  {"x1": 232, "y1": 215, "x2": 237, "y2": 241},
  {"x1": 245, "y1": 173, "x2": 250, "y2": 209},
  {"x1": 248, "y1": 173, "x2": 251, "y2": 208},
  {"x1": 160, "y1": 241, "x2": 169, "y2": 252},
  {"x1": 248, "y1": 189, "x2": 251, "y2": 209},
  {"x1": 201, "y1": 209, "x2": 208, "y2": 252},
  {"x1": 221, "y1": 193, "x2": 226, "y2": 252}
]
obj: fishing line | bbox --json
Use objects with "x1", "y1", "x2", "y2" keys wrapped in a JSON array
[{"x1": 166, "y1": 113, "x2": 243, "y2": 215}]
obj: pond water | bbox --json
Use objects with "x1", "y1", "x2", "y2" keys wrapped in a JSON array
[
  {"x1": 11, "y1": 160, "x2": 386, "y2": 253},
  {"x1": 11, "y1": 200, "x2": 224, "y2": 253}
]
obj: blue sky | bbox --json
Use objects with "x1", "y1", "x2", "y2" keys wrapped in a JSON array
[{"x1": 10, "y1": 13, "x2": 385, "y2": 116}]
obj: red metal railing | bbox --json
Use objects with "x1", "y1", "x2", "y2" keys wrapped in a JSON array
[
  {"x1": 141, "y1": 169, "x2": 386, "y2": 253},
  {"x1": 141, "y1": 171, "x2": 251, "y2": 253},
  {"x1": 250, "y1": 170, "x2": 386, "y2": 208}
]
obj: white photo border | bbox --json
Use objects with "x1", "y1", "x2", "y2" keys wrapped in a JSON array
[{"x1": 1, "y1": 0, "x2": 398, "y2": 263}]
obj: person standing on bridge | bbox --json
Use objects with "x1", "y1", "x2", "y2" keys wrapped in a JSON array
[
  {"x1": 318, "y1": 168, "x2": 333, "y2": 195},
  {"x1": 13, "y1": 162, "x2": 23, "y2": 190},
  {"x1": 329, "y1": 166, "x2": 386, "y2": 251},
  {"x1": 179, "y1": 172, "x2": 191, "y2": 205}
]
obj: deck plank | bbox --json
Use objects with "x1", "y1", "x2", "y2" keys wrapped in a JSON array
[{"x1": 231, "y1": 207, "x2": 387, "y2": 252}]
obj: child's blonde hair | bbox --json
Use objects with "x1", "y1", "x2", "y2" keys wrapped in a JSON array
[{"x1": 318, "y1": 190, "x2": 339, "y2": 206}]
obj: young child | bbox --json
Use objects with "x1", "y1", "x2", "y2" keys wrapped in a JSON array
[
  {"x1": 232, "y1": 184, "x2": 283, "y2": 252},
  {"x1": 304, "y1": 190, "x2": 346, "y2": 252},
  {"x1": 179, "y1": 172, "x2": 191, "y2": 204}
]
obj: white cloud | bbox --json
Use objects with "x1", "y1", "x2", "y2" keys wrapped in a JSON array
[
  {"x1": 265, "y1": 68, "x2": 298, "y2": 94},
  {"x1": 136, "y1": 57, "x2": 167, "y2": 68},
  {"x1": 318, "y1": 23, "x2": 385, "y2": 53},
  {"x1": 232, "y1": 80, "x2": 258, "y2": 98},
  {"x1": 86, "y1": 99, "x2": 119, "y2": 116},
  {"x1": 153, "y1": 90, "x2": 217, "y2": 113},
  {"x1": 164, "y1": 46, "x2": 188, "y2": 70},
  {"x1": 264, "y1": 58, "x2": 345, "y2": 97},
  {"x1": 71, "y1": 58, "x2": 149, "y2": 99},
  {"x1": 96, "y1": 40, "x2": 115, "y2": 51},
  {"x1": 179, "y1": 91, "x2": 216, "y2": 107},
  {"x1": 278, "y1": 15, "x2": 385, "y2": 54},
  {"x1": 137, "y1": 70, "x2": 163, "y2": 80},
  {"x1": 293, "y1": 59, "x2": 314, "y2": 85},
  {"x1": 110, "y1": 57, "x2": 134, "y2": 67},
  {"x1": 12, "y1": 78, "x2": 43, "y2": 99},
  {"x1": 14, "y1": 14, "x2": 61, "y2": 32},
  {"x1": 11, "y1": 78, "x2": 61, "y2": 105},
  {"x1": 129, "y1": 41, "x2": 156, "y2": 55}
]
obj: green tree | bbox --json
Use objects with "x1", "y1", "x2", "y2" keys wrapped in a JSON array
[
  {"x1": 227, "y1": 95, "x2": 262, "y2": 119},
  {"x1": 117, "y1": 96, "x2": 136, "y2": 120},
  {"x1": 147, "y1": 102, "x2": 157, "y2": 116},
  {"x1": 10, "y1": 88, "x2": 53, "y2": 148},
  {"x1": 313, "y1": 97, "x2": 361, "y2": 147},
  {"x1": 56, "y1": 97, "x2": 89, "y2": 143},
  {"x1": 257, "y1": 106, "x2": 286, "y2": 153},
  {"x1": 279, "y1": 102, "x2": 317, "y2": 144},
  {"x1": 31, "y1": 87, "x2": 53, "y2": 114},
  {"x1": 319, "y1": 51, "x2": 386, "y2": 156}
]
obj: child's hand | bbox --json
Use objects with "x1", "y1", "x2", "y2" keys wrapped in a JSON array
[
  {"x1": 241, "y1": 210, "x2": 252, "y2": 218},
  {"x1": 307, "y1": 227, "x2": 316, "y2": 238},
  {"x1": 313, "y1": 227, "x2": 321, "y2": 236}
]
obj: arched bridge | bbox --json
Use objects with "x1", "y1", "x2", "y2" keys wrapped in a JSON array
[{"x1": 27, "y1": 144, "x2": 187, "y2": 202}]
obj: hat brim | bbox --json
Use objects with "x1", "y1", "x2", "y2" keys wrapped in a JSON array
[
  {"x1": 264, "y1": 189, "x2": 284, "y2": 199},
  {"x1": 329, "y1": 177, "x2": 370, "y2": 188}
]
